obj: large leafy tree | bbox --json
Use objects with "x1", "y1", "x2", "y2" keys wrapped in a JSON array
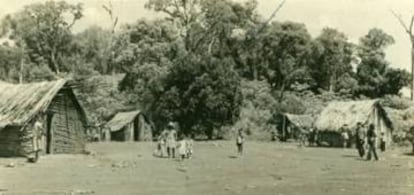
[
  {"x1": 357, "y1": 28, "x2": 409, "y2": 97},
  {"x1": 310, "y1": 28, "x2": 355, "y2": 92},
  {"x1": 152, "y1": 55, "x2": 243, "y2": 138},
  {"x1": 72, "y1": 26, "x2": 112, "y2": 75},
  {"x1": 260, "y1": 21, "x2": 313, "y2": 100},
  {"x1": 2, "y1": 1, "x2": 83, "y2": 74}
]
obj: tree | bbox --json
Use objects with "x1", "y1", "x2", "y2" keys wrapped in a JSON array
[
  {"x1": 72, "y1": 26, "x2": 112, "y2": 74},
  {"x1": 1, "y1": 1, "x2": 83, "y2": 74},
  {"x1": 260, "y1": 21, "x2": 313, "y2": 101},
  {"x1": 356, "y1": 28, "x2": 393, "y2": 97},
  {"x1": 0, "y1": 44, "x2": 21, "y2": 82},
  {"x1": 310, "y1": 28, "x2": 355, "y2": 92},
  {"x1": 382, "y1": 68, "x2": 410, "y2": 95},
  {"x1": 151, "y1": 55, "x2": 243, "y2": 138}
]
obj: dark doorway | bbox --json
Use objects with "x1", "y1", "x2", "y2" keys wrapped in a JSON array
[
  {"x1": 133, "y1": 117, "x2": 139, "y2": 141},
  {"x1": 46, "y1": 114, "x2": 53, "y2": 154}
]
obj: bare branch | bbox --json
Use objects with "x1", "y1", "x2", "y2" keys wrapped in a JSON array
[
  {"x1": 391, "y1": 10, "x2": 411, "y2": 34},
  {"x1": 264, "y1": 0, "x2": 287, "y2": 26},
  {"x1": 409, "y1": 15, "x2": 414, "y2": 34}
]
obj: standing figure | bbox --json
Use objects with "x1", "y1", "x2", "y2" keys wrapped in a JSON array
[
  {"x1": 308, "y1": 127, "x2": 315, "y2": 147},
  {"x1": 177, "y1": 135, "x2": 187, "y2": 161},
  {"x1": 298, "y1": 128, "x2": 308, "y2": 147},
  {"x1": 186, "y1": 135, "x2": 194, "y2": 159},
  {"x1": 166, "y1": 122, "x2": 177, "y2": 158},
  {"x1": 236, "y1": 129, "x2": 244, "y2": 156},
  {"x1": 380, "y1": 132, "x2": 386, "y2": 152},
  {"x1": 156, "y1": 130, "x2": 167, "y2": 157},
  {"x1": 355, "y1": 122, "x2": 366, "y2": 158},
  {"x1": 340, "y1": 124, "x2": 350, "y2": 149},
  {"x1": 28, "y1": 118, "x2": 43, "y2": 163},
  {"x1": 366, "y1": 124, "x2": 379, "y2": 161}
]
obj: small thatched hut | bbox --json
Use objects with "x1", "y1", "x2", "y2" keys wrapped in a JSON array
[
  {"x1": 314, "y1": 100, "x2": 393, "y2": 147},
  {"x1": 272, "y1": 113, "x2": 314, "y2": 141},
  {"x1": 0, "y1": 79, "x2": 88, "y2": 157},
  {"x1": 106, "y1": 110, "x2": 153, "y2": 142}
]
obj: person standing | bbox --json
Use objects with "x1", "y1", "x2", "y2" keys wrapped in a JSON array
[
  {"x1": 340, "y1": 124, "x2": 350, "y2": 149},
  {"x1": 355, "y1": 122, "x2": 366, "y2": 158},
  {"x1": 28, "y1": 118, "x2": 43, "y2": 163},
  {"x1": 177, "y1": 135, "x2": 187, "y2": 161},
  {"x1": 380, "y1": 132, "x2": 386, "y2": 152},
  {"x1": 366, "y1": 124, "x2": 379, "y2": 161},
  {"x1": 166, "y1": 122, "x2": 177, "y2": 158},
  {"x1": 156, "y1": 131, "x2": 167, "y2": 157},
  {"x1": 236, "y1": 129, "x2": 245, "y2": 156},
  {"x1": 186, "y1": 135, "x2": 194, "y2": 159}
]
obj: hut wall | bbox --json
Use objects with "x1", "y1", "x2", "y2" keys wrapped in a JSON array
[
  {"x1": 0, "y1": 118, "x2": 48, "y2": 157},
  {"x1": 124, "y1": 122, "x2": 134, "y2": 141},
  {"x1": 368, "y1": 107, "x2": 392, "y2": 147},
  {"x1": 317, "y1": 131, "x2": 343, "y2": 147},
  {"x1": 0, "y1": 126, "x2": 24, "y2": 156},
  {"x1": 46, "y1": 89, "x2": 86, "y2": 154},
  {"x1": 137, "y1": 114, "x2": 152, "y2": 141},
  {"x1": 111, "y1": 128, "x2": 126, "y2": 141}
]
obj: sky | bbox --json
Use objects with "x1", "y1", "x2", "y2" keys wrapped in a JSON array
[{"x1": 1, "y1": 0, "x2": 414, "y2": 71}]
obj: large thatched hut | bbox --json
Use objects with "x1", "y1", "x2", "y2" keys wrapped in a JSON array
[
  {"x1": 272, "y1": 113, "x2": 314, "y2": 141},
  {"x1": 106, "y1": 110, "x2": 153, "y2": 142},
  {"x1": 0, "y1": 79, "x2": 88, "y2": 157},
  {"x1": 314, "y1": 100, "x2": 393, "y2": 147}
]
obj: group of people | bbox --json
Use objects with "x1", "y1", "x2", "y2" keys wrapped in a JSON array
[
  {"x1": 343, "y1": 122, "x2": 387, "y2": 161},
  {"x1": 155, "y1": 122, "x2": 193, "y2": 160}
]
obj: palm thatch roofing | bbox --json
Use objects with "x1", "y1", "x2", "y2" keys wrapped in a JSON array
[
  {"x1": 314, "y1": 99, "x2": 392, "y2": 131},
  {"x1": 283, "y1": 113, "x2": 314, "y2": 129},
  {"x1": 106, "y1": 110, "x2": 143, "y2": 132},
  {"x1": 0, "y1": 79, "x2": 87, "y2": 128}
]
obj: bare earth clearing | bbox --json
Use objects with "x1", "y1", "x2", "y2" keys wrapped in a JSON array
[{"x1": 1, "y1": 141, "x2": 414, "y2": 195}]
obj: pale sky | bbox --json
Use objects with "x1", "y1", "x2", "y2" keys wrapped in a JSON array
[{"x1": 1, "y1": 0, "x2": 414, "y2": 71}]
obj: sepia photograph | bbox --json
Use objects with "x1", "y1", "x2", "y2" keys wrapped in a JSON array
[{"x1": 0, "y1": 0, "x2": 414, "y2": 194}]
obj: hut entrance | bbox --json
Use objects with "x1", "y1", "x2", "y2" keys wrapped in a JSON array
[
  {"x1": 133, "y1": 119, "x2": 139, "y2": 141},
  {"x1": 46, "y1": 114, "x2": 54, "y2": 154}
]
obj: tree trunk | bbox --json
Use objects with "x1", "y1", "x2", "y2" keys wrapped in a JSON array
[
  {"x1": 329, "y1": 75, "x2": 335, "y2": 92},
  {"x1": 278, "y1": 82, "x2": 286, "y2": 103},
  {"x1": 19, "y1": 55, "x2": 24, "y2": 84},
  {"x1": 411, "y1": 42, "x2": 414, "y2": 101},
  {"x1": 51, "y1": 50, "x2": 60, "y2": 74}
]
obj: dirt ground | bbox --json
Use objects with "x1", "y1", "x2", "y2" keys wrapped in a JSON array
[{"x1": 1, "y1": 141, "x2": 414, "y2": 195}]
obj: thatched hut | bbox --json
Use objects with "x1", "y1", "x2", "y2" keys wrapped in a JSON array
[
  {"x1": 272, "y1": 113, "x2": 314, "y2": 141},
  {"x1": 314, "y1": 100, "x2": 393, "y2": 147},
  {"x1": 106, "y1": 110, "x2": 153, "y2": 142},
  {"x1": 0, "y1": 79, "x2": 88, "y2": 157}
]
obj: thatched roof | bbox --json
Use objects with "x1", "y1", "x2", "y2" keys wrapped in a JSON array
[
  {"x1": 314, "y1": 99, "x2": 392, "y2": 131},
  {"x1": 284, "y1": 114, "x2": 314, "y2": 129},
  {"x1": 106, "y1": 110, "x2": 142, "y2": 132},
  {"x1": 0, "y1": 79, "x2": 86, "y2": 128}
]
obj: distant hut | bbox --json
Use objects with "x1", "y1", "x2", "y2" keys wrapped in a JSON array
[
  {"x1": 272, "y1": 113, "x2": 314, "y2": 141},
  {"x1": 314, "y1": 100, "x2": 393, "y2": 147},
  {"x1": 0, "y1": 79, "x2": 88, "y2": 157},
  {"x1": 106, "y1": 110, "x2": 153, "y2": 142}
]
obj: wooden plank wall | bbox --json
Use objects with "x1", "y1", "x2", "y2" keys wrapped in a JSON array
[
  {"x1": 137, "y1": 115, "x2": 152, "y2": 141},
  {"x1": 47, "y1": 89, "x2": 86, "y2": 154},
  {"x1": 0, "y1": 126, "x2": 24, "y2": 156}
]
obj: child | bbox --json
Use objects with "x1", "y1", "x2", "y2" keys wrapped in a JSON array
[
  {"x1": 380, "y1": 132, "x2": 386, "y2": 152},
  {"x1": 177, "y1": 135, "x2": 187, "y2": 161},
  {"x1": 156, "y1": 134, "x2": 166, "y2": 157},
  {"x1": 236, "y1": 129, "x2": 244, "y2": 156},
  {"x1": 186, "y1": 136, "x2": 194, "y2": 159}
]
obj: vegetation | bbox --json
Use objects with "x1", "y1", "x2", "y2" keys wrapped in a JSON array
[{"x1": 0, "y1": 0, "x2": 412, "y2": 139}]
